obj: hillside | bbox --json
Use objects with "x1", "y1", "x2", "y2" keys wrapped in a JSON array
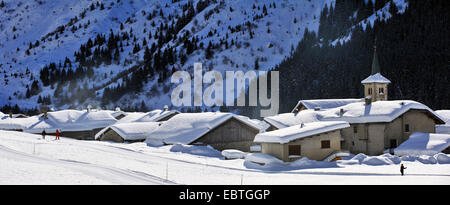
[
  {"x1": 274, "y1": 0, "x2": 450, "y2": 114},
  {"x1": 0, "y1": 0, "x2": 334, "y2": 113}
]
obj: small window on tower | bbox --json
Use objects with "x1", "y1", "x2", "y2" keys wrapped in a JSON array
[{"x1": 379, "y1": 87, "x2": 384, "y2": 94}]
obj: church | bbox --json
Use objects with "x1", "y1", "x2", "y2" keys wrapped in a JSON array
[{"x1": 260, "y1": 44, "x2": 446, "y2": 158}]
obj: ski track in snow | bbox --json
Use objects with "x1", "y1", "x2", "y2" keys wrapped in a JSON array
[{"x1": 0, "y1": 144, "x2": 175, "y2": 185}]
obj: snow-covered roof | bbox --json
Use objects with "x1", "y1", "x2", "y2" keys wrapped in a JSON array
[
  {"x1": 0, "y1": 117, "x2": 34, "y2": 130},
  {"x1": 134, "y1": 109, "x2": 179, "y2": 122},
  {"x1": 361, "y1": 73, "x2": 391, "y2": 84},
  {"x1": 266, "y1": 100, "x2": 445, "y2": 128},
  {"x1": 436, "y1": 110, "x2": 450, "y2": 124},
  {"x1": 112, "y1": 109, "x2": 179, "y2": 124},
  {"x1": 319, "y1": 100, "x2": 445, "y2": 124},
  {"x1": 254, "y1": 121, "x2": 350, "y2": 144},
  {"x1": 394, "y1": 132, "x2": 450, "y2": 156},
  {"x1": 145, "y1": 112, "x2": 263, "y2": 146},
  {"x1": 264, "y1": 110, "x2": 320, "y2": 129},
  {"x1": 115, "y1": 112, "x2": 148, "y2": 124},
  {"x1": 0, "y1": 110, "x2": 118, "y2": 133},
  {"x1": 292, "y1": 98, "x2": 363, "y2": 112},
  {"x1": 95, "y1": 122, "x2": 163, "y2": 141}
]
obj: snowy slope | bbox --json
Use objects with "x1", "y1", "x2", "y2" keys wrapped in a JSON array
[
  {"x1": 330, "y1": 0, "x2": 408, "y2": 46},
  {"x1": 0, "y1": 0, "x2": 335, "y2": 111},
  {"x1": 0, "y1": 130, "x2": 449, "y2": 185}
]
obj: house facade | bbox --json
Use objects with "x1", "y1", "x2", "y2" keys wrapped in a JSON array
[
  {"x1": 254, "y1": 121, "x2": 350, "y2": 162},
  {"x1": 340, "y1": 109, "x2": 440, "y2": 155},
  {"x1": 191, "y1": 117, "x2": 261, "y2": 152}
]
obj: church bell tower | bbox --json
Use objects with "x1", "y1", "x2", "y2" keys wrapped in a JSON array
[{"x1": 361, "y1": 43, "x2": 391, "y2": 102}]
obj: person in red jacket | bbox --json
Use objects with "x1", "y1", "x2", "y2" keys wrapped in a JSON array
[{"x1": 55, "y1": 129, "x2": 60, "y2": 140}]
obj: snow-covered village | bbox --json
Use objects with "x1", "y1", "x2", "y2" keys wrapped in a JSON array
[{"x1": 0, "y1": 0, "x2": 449, "y2": 188}]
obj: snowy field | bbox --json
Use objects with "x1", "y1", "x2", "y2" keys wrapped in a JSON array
[{"x1": 0, "y1": 130, "x2": 449, "y2": 185}]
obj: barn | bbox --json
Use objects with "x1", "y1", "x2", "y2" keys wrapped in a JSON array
[
  {"x1": 145, "y1": 112, "x2": 266, "y2": 152},
  {"x1": 95, "y1": 122, "x2": 163, "y2": 143}
]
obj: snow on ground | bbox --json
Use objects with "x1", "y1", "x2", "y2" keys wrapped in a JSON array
[{"x1": 0, "y1": 130, "x2": 449, "y2": 185}]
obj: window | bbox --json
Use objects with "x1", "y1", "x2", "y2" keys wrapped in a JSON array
[
  {"x1": 353, "y1": 126, "x2": 358, "y2": 133},
  {"x1": 405, "y1": 124, "x2": 410, "y2": 132},
  {"x1": 379, "y1": 87, "x2": 384, "y2": 94},
  {"x1": 368, "y1": 88, "x2": 372, "y2": 95},
  {"x1": 321, "y1": 140, "x2": 331, "y2": 149},
  {"x1": 288, "y1": 145, "x2": 301, "y2": 156}
]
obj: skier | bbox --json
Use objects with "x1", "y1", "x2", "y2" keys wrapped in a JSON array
[
  {"x1": 55, "y1": 129, "x2": 60, "y2": 140},
  {"x1": 41, "y1": 129, "x2": 46, "y2": 140},
  {"x1": 400, "y1": 164, "x2": 407, "y2": 176}
]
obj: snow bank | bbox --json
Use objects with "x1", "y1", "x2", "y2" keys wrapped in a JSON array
[
  {"x1": 245, "y1": 153, "x2": 284, "y2": 166},
  {"x1": 221, "y1": 149, "x2": 247, "y2": 160},
  {"x1": 244, "y1": 153, "x2": 337, "y2": 171},
  {"x1": 254, "y1": 121, "x2": 350, "y2": 144},
  {"x1": 169, "y1": 144, "x2": 222, "y2": 158},
  {"x1": 435, "y1": 153, "x2": 450, "y2": 164},
  {"x1": 348, "y1": 152, "x2": 450, "y2": 165},
  {"x1": 350, "y1": 153, "x2": 401, "y2": 165},
  {"x1": 394, "y1": 132, "x2": 450, "y2": 156}
]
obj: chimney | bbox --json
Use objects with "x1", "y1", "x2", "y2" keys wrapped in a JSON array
[
  {"x1": 314, "y1": 107, "x2": 321, "y2": 111},
  {"x1": 340, "y1": 108, "x2": 345, "y2": 116},
  {"x1": 87, "y1": 104, "x2": 92, "y2": 113},
  {"x1": 163, "y1": 105, "x2": 169, "y2": 111},
  {"x1": 300, "y1": 123, "x2": 305, "y2": 128},
  {"x1": 40, "y1": 103, "x2": 48, "y2": 119}
]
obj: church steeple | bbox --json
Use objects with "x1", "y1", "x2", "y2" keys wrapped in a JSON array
[
  {"x1": 371, "y1": 44, "x2": 381, "y2": 75},
  {"x1": 361, "y1": 40, "x2": 391, "y2": 102}
]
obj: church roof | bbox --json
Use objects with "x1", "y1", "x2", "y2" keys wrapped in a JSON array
[
  {"x1": 371, "y1": 46, "x2": 381, "y2": 75},
  {"x1": 361, "y1": 73, "x2": 391, "y2": 84},
  {"x1": 362, "y1": 43, "x2": 390, "y2": 84}
]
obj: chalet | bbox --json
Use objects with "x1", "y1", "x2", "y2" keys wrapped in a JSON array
[
  {"x1": 95, "y1": 122, "x2": 163, "y2": 143},
  {"x1": 94, "y1": 108, "x2": 179, "y2": 143},
  {"x1": 254, "y1": 121, "x2": 350, "y2": 162},
  {"x1": 145, "y1": 112, "x2": 266, "y2": 152}
]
